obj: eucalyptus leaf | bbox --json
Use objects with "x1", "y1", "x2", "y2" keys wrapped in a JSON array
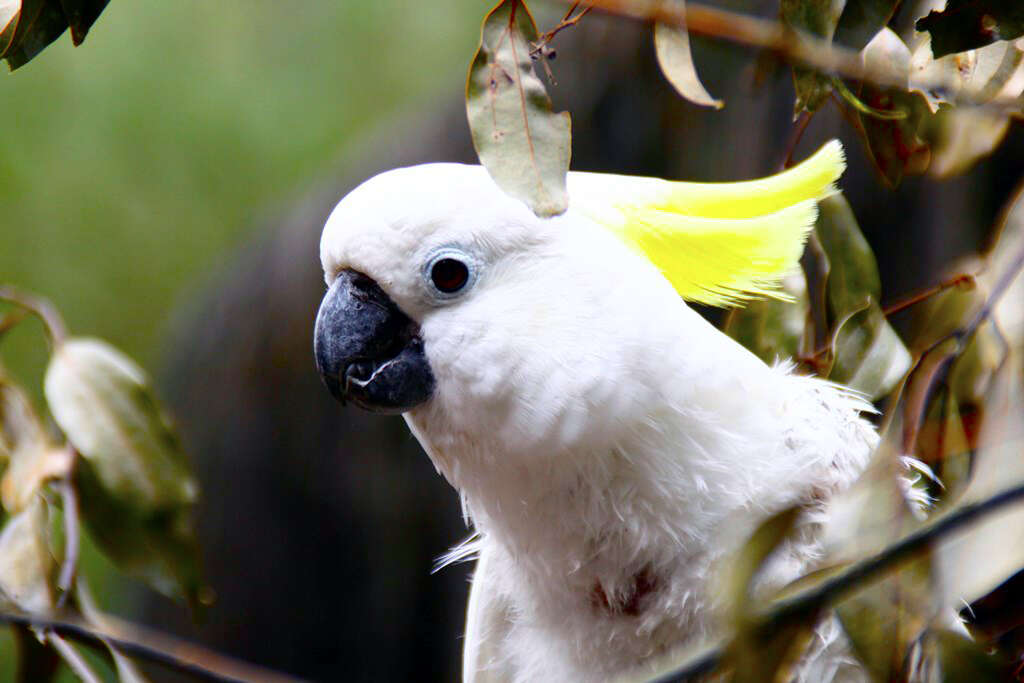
[
  {"x1": 466, "y1": 0, "x2": 571, "y2": 218},
  {"x1": 0, "y1": 372, "x2": 69, "y2": 513},
  {"x1": 932, "y1": 628, "x2": 1012, "y2": 681},
  {"x1": 76, "y1": 457, "x2": 202, "y2": 607},
  {"x1": 0, "y1": 0, "x2": 67, "y2": 70},
  {"x1": 57, "y1": 0, "x2": 108, "y2": 45},
  {"x1": 0, "y1": 495, "x2": 56, "y2": 614},
  {"x1": 653, "y1": 8, "x2": 723, "y2": 110},
  {"x1": 916, "y1": 0, "x2": 1024, "y2": 58},
  {"x1": 723, "y1": 272, "x2": 809, "y2": 365},
  {"x1": 815, "y1": 194, "x2": 911, "y2": 398},
  {"x1": 724, "y1": 506, "x2": 814, "y2": 683},
  {"x1": 44, "y1": 337, "x2": 198, "y2": 513},
  {"x1": 834, "y1": 0, "x2": 900, "y2": 51},
  {"x1": 780, "y1": 0, "x2": 845, "y2": 115}
]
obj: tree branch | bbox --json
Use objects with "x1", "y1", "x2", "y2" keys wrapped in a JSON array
[
  {"x1": 651, "y1": 480, "x2": 1024, "y2": 681},
  {"x1": 574, "y1": 0, "x2": 1022, "y2": 112},
  {"x1": 0, "y1": 608, "x2": 307, "y2": 683}
]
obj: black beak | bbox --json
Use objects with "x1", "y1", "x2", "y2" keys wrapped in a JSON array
[{"x1": 314, "y1": 269, "x2": 435, "y2": 413}]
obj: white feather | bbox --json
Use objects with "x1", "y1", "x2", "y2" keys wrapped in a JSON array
[{"x1": 321, "y1": 163, "x2": 880, "y2": 682}]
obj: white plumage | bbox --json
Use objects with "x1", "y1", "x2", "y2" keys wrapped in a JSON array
[{"x1": 318, "y1": 160, "x2": 877, "y2": 681}]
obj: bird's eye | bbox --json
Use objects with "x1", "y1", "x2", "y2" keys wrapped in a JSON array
[{"x1": 430, "y1": 258, "x2": 469, "y2": 293}]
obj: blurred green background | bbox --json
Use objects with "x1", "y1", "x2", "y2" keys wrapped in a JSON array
[{"x1": 0, "y1": 1, "x2": 483, "y2": 678}]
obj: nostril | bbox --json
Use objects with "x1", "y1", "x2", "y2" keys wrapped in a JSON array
[{"x1": 345, "y1": 361, "x2": 376, "y2": 387}]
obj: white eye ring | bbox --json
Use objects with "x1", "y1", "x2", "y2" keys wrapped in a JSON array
[{"x1": 423, "y1": 247, "x2": 478, "y2": 299}]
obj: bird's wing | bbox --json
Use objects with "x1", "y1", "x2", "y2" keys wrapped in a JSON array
[{"x1": 463, "y1": 546, "x2": 516, "y2": 683}]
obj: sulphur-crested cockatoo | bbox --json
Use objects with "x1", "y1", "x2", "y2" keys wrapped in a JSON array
[{"x1": 314, "y1": 141, "x2": 876, "y2": 682}]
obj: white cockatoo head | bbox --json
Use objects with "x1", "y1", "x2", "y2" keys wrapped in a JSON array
[{"x1": 314, "y1": 144, "x2": 844, "y2": 465}]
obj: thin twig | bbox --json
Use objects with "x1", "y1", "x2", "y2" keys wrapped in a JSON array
[
  {"x1": 55, "y1": 449, "x2": 80, "y2": 610},
  {"x1": 883, "y1": 273, "x2": 977, "y2": 317},
  {"x1": 652, "y1": 480, "x2": 1024, "y2": 681},
  {"x1": 0, "y1": 608, "x2": 307, "y2": 683},
  {"x1": 574, "y1": 0, "x2": 1023, "y2": 113},
  {"x1": 900, "y1": 239, "x2": 1024, "y2": 452},
  {"x1": 47, "y1": 632, "x2": 103, "y2": 683},
  {"x1": 531, "y1": 2, "x2": 592, "y2": 57},
  {"x1": 0, "y1": 286, "x2": 68, "y2": 345},
  {"x1": 778, "y1": 111, "x2": 812, "y2": 171}
]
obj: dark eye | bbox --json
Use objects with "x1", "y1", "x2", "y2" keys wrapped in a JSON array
[{"x1": 430, "y1": 257, "x2": 469, "y2": 293}]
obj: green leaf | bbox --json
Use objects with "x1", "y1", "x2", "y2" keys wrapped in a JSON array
[
  {"x1": 44, "y1": 338, "x2": 198, "y2": 513},
  {"x1": 57, "y1": 0, "x2": 107, "y2": 45},
  {"x1": 465, "y1": 0, "x2": 571, "y2": 218},
  {"x1": 653, "y1": 4, "x2": 723, "y2": 109},
  {"x1": 723, "y1": 507, "x2": 815, "y2": 683},
  {"x1": 836, "y1": 556, "x2": 933, "y2": 679},
  {"x1": 0, "y1": 495, "x2": 56, "y2": 614},
  {"x1": 833, "y1": 0, "x2": 900, "y2": 51},
  {"x1": 780, "y1": 0, "x2": 846, "y2": 115},
  {"x1": 723, "y1": 273, "x2": 809, "y2": 365},
  {"x1": 816, "y1": 194, "x2": 911, "y2": 398},
  {"x1": 76, "y1": 457, "x2": 202, "y2": 606},
  {"x1": 932, "y1": 629, "x2": 1012, "y2": 681},
  {"x1": 916, "y1": 0, "x2": 1024, "y2": 59},
  {"x1": 0, "y1": 0, "x2": 67, "y2": 70},
  {"x1": 822, "y1": 431, "x2": 936, "y2": 679},
  {"x1": 0, "y1": 0, "x2": 109, "y2": 69}
]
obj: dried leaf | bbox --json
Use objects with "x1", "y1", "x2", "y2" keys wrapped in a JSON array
[
  {"x1": 466, "y1": 0, "x2": 571, "y2": 217},
  {"x1": 816, "y1": 194, "x2": 911, "y2": 398},
  {"x1": 0, "y1": 495, "x2": 56, "y2": 614},
  {"x1": 1, "y1": 444, "x2": 71, "y2": 513},
  {"x1": 916, "y1": 0, "x2": 1024, "y2": 58},
  {"x1": 0, "y1": 372, "x2": 69, "y2": 513},
  {"x1": 937, "y1": 370, "x2": 1024, "y2": 606},
  {"x1": 44, "y1": 338, "x2": 198, "y2": 513},
  {"x1": 653, "y1": 9, "x2": 723, "y2": 109}
]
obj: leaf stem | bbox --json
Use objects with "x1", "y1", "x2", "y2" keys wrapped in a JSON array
[
  {"x1": 47, "y1": 633, "x2": 103, "y2": 683},
  {"x1": 0, "y1": 286, "x2": 68, "y2": 345},
  {"x1": 55, "y1": 449, "x2": 81, "y2": 610}
]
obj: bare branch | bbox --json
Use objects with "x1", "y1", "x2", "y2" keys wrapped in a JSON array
[
  {"x1": 574, "y1": 0, "x2": 1023, "y2": 113},
  {"x1": 0, "y1": 607, "x2": 307, "y2": 683}
]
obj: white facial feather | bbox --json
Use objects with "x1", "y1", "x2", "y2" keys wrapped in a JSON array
[{"x1": 320, "y1": 163, "x2": 877, "y2": 682}]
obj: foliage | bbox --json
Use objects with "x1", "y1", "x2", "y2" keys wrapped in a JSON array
[
  {"x1": 3, "y1": 0, "x2": 1024, "y2": 680},
  {"x1": 462, "y1": 0, "x2": 1024, "y2": 680},
  {"x1": 0, "y1": 0, "x2": 108, "y2": 70},
  {"x1": 0, "y1": 290, "x2": 202, "y2": 682}
]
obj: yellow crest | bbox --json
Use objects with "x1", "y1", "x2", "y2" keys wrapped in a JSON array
[{"x1": 568, "y1": 140, "x2": 845, "y2": 307}]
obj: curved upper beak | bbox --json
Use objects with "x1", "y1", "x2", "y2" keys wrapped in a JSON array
[{"x1": 314, "y1": 269, "x2": 435, "y2": 413}]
